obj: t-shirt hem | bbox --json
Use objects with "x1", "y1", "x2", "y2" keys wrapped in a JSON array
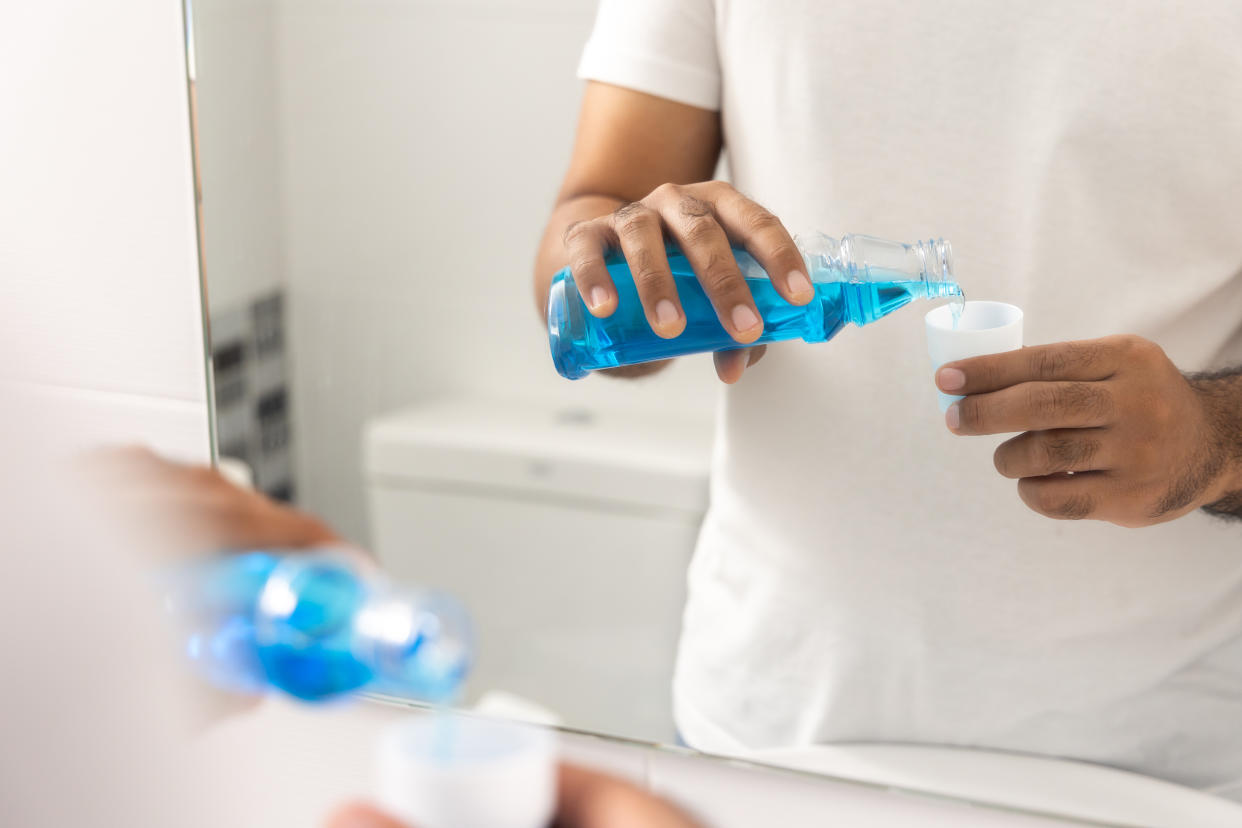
[
  {"x1": 673, "y1": 687, "x2": 751, "y2": 756},
  {"x1": 578, "y1": 43, "x2": 721, "y2": 112}
]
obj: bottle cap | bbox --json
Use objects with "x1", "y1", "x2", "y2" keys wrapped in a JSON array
[
  {"x1": 377, "y1": 713, "x2": 556, "y2": 828},
  {"x1": 926, "y1": 301, "x2": 1024, "y2": 411}
]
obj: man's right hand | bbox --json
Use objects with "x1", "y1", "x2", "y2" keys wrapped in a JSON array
[
  {"x1": 535, "y1": 83, "x2": 809, "y2": 384},
  {"x1": 562, "y1": 180, "x2": 812, "y2": 383},
  {"x1": 84, "y1": 447, "x2": 344, "y2": 556}
]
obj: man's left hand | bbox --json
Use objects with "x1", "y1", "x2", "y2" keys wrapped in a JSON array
[{"x1": 937, "y1": 335, "x2": 1242, "y2": 527}]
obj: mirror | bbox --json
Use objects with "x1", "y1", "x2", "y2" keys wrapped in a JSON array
[
  {"x1": 190, "y1": 0, "x2": 718, "y2": 747},
  {"x1": 185, "y1": 0, "x2": 1242, "y2": 821}
]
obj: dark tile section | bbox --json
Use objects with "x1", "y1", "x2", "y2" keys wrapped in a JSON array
[{"x1": 211, "y1": 289, "x2": 296, "y2": 502}]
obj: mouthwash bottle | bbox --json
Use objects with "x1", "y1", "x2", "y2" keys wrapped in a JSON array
[
  {"x1": 548, "y1": 233, "x2": 961, "y2": 379},
  {"x1": 162, "y1": 551, "x2": 472, "y2": 703}
]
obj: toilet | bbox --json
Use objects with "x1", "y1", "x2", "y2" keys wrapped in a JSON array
[{"x1": 363, "y1": 396, "x2": 713, "y2": 742}]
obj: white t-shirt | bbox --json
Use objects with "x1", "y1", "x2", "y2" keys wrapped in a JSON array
[{"x1": 580, "y1": 0, "x2": 1242, "y2": 797}]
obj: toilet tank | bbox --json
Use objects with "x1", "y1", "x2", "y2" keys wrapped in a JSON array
[{"x1": 363, "y1": 397, "x2": 713, "y2": 743}]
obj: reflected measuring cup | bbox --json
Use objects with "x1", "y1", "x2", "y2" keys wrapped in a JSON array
[
  {"x1": 377, "y1": 713, "x2": 556, "y2": 828},
  {"x1": 926, "y1": 301, "x2": 1024, "y2": 411}
]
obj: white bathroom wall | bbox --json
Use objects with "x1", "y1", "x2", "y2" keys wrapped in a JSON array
[
  {"x1": 0, "y1": 0, "x2": 211, "y2": 461},
  {"x1": 191, "y1": 0, "x2": 286, "y2": 317},
  {"x1": 268, "y1": 0, "x2": 719, "y2": 541},
  {"x1": 191, "y1": 0, "x2": 299, "y2": 497}
]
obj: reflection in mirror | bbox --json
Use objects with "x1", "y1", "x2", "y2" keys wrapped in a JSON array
[
  {"x1": 189, "y1": 0, "x2": 717, "y2": 747},
  {"x1": 186, "y1": 0, "x2": 1242, "y2": 822}
]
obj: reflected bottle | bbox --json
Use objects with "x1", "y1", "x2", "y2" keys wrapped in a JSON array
[
  {"x1": 163, "y1": 551, "x2": 473, "y2": 703},
  {"x1": 547, "y1": 233, "x2": 961, "y2": 379}
]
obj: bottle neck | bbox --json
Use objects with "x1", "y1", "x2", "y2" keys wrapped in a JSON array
[
  {"x1": 910, "y1": 237, "x2": 955, "y2": 287},
  {"x1": 800, "y1": 232, "x2": 957, "y2": 291},
  {"x1": 355, "y1": 587, "x2": 473, "y2": 702}
]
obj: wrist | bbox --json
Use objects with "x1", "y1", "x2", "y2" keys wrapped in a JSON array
[
  {"x1": 1189, "y1": 370, "x2": 1242, "y2": 514},
  {"x1": 1203, "y1": 462, "x2": 1242, "y2": 511}
]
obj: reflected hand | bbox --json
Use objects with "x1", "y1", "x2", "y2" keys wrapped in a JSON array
[
  {"x1": 937, "y1": 335, "x2": 1242, "y2": 527},
  {"x1": 325, "y1": 764, "x2": 705, "y2": 828},
  {"x1": 83, "y1": 448, "x2": 358, "y2": 720},
  {"x1": 85, "y1": 447, "x2": 345, "y2": 554},
  {"x1": 562, "y1": 180, "x2": 810, "y2": 384}
]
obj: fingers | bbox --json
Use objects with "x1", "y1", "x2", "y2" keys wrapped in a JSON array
[
  {"x1": 648, "y1": 184, "x2": 762, "y2": 344},
  {"x1": 610, "y1": 202, "x2": 684, "y2": 337},
  {"x1": 949, "y1": 381, "x2": 1117, "y2": 435},
  {"x1": 993, "y1": 428, "x2": 1111, "y2": 479},
  {"x1": 324, "y1": 802, "x2": 411, "y2": 828},
  {"x1": 1017, "y1": 472, "x2": 1108, "y2": 521},
  {"x1": 712, "y1": 345, "x2": 765, "y2": 384},
  {"x1": 942, "y1": 333, "x2": 1211, "y2": 527},
  {"x1": 563, "y1": 182, "x2": 797, "y2": 344},
  {"x1": 78, "y1": 444, "x2": 187, "y2": 488},
  {"x1": 713, "y1": 349, "x2": 746, "y2": 384},
  {"x1": 558, "y1": 764, "x2": 706, "y2": 828},
  {"x1": 939, "y1": 339, "x2": 1120, "y2": 396},
  {"x1": 562, "y1": 219, "x2": 619, "y2": 318},
  {"x1": 709, "y1": 187, "x2": 813, "y2": 305}
]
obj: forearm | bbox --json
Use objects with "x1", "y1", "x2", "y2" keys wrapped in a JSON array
[
  {"x1": 534, "y1": 84, "x2": 722, "y2": 319},
  {"x1": 533, "y1": 193, "x2": 625, "y2": 317},
  {"x1": 1189, "y1": 367, "x2": 1242, "y2": 519},
  {"x1": 532, "y1": 84, "x2": 724, "y2": 379}
]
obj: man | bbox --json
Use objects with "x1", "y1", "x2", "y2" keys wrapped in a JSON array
[{"x1": 534, "y1": 1, "x2": 1242, "y2": 798}]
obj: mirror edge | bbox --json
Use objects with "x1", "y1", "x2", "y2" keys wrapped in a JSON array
[{"x1": 179, "y1": 0, "x2": 219, "y2": 466}]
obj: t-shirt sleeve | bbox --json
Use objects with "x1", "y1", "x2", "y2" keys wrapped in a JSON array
[{"x1": 577, "y1": 0, "x2": 721, "y2": 111}]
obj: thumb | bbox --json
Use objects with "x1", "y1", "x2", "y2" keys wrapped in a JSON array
[
  {"x1": 713, "y1": 345, "x2": 767, "y2": 384},
  {"x1": 325, "y1": 802, "x2": 413, "y2": 828}
]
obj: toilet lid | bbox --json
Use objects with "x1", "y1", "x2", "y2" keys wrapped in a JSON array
[{"x1": 363, "y1": 396, "x2": 713, "y2": 514}]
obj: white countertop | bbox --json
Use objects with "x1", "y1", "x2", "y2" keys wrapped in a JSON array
[{"x1": 190, "y1": 697, "x2": 1242, "y2": 827}]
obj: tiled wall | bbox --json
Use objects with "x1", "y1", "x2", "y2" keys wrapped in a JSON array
[
  {"x1": 3, "y1": 0, "x2": 210, "y2": 462},
  {"x1": 192, "y1": 0, "x2": 287, "y2": 319},
  {"x1": 213, "y1": 291, "x2": 297, "y2": 499}
]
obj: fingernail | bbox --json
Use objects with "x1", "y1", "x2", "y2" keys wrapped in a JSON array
[
  {"x1": 946, "y1": 402, "x2": 961, "y2": 431},
  {"x1": 589, "y1": 286, "x2": 610, "y2": 311},
  {"x1": 731, "y1": 304, "x2": 761, "y2": 334},
  {"x1": 938, "y1": 367, "x2": 966, "y2": 391},
  {"x1": 655, "y1": 298, "x2": 680, "y2": 327},
  {"x1": 786, "y1": 270, "x2": 813, "y2": 299}
]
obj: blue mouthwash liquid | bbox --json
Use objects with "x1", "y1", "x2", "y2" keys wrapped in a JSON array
[
  {"x1": 254, "y1": 555, "x2": 374, "y2": 701},
  {"x1": 548, "y1": 240, "x2": 962, "y2": 379},
  {"x1": 169, "y1": 552, "x2": 471, "y2": 703}
]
